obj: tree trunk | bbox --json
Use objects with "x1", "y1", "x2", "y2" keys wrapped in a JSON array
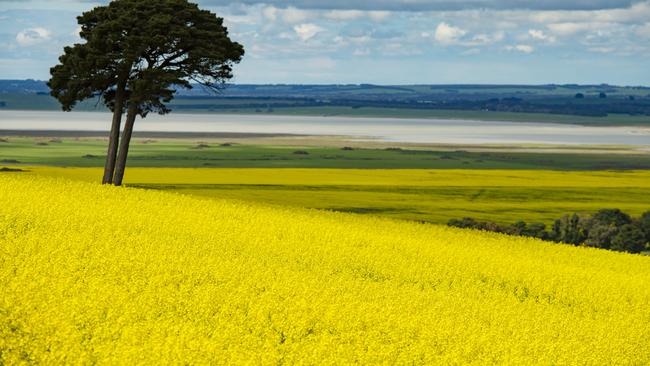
[
  {"x1": 102, "y1": 80, "x2": 127, "y2": 184},
  {"x1": 113, "y1": 103, "x2": 137, "y2": 187}
]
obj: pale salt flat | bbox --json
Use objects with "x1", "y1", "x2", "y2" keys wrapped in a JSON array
[{"x1": 1, "y1": 110, "x2": 648, "y2": 146}]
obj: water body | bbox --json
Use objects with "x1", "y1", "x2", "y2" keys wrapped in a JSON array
[{"x1": 1, "y1": 110, "x2": 649, "y2": 146}]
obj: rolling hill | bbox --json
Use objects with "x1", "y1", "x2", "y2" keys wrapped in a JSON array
[{"x1": 1, "y1": 174, "x2": 649, "y2": 364}]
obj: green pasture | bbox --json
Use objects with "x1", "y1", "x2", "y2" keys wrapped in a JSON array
[{"x1": 2, "y1": 136, "x2": 650, "y2": 170}]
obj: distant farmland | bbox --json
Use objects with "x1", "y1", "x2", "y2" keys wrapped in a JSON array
[{"x1": 2, "y1": 80, "x2": 650, "y2": 125}]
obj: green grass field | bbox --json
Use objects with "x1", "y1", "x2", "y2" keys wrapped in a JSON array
[{"x1": 3, "y1": 136, "x2": 650, "y2": 170}]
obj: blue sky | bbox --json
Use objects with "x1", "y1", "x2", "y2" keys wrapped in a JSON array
[{"x1": 1, "y1": 0, "x2": 649, "y2": 85}]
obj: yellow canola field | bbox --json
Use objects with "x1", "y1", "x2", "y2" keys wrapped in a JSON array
[
  {"x1": 18, "y1": 166, "x2": 650, "y2": 187},
  {"x1": 1, "y1": 174, "x2": 649, "y2": 365}
]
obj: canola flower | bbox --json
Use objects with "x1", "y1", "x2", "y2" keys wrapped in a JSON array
[
  {"x1": 18, "y1": 166, "x2": 650, "y2": 225},
  {"x1": 1, "y1": 174, "x2": 649, "y2": 365},
  {"x1": 18, "y1": 166, "x2": 650, "y2": 188}
]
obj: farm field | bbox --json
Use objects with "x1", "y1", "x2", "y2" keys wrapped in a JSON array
[
  {"x1": 3, "y1": 136, "x2": 650, "y2": 170},
  {"x1": 3, "y1": 91, "x2": 650, "y2": 126},
  {"x1": 3, "y1": 136, "x2": 650, "y2": 225},
  {"x1": 1, "y1": 174, "x2": 649, "y2": 364},
  {"x1": 10, "y1": 166, "x2": 650, "y2": 225}
]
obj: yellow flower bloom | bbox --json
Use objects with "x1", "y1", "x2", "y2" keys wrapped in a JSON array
[{"x1": 1, "y1": 175, "x2": 649, "y2": 365}]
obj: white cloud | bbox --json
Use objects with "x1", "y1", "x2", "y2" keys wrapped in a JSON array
[
  {"x1": 434, "y1": 22, "x2": 466, "y2": 45},
  {"x1": 15, "y1": 27, "x2": 51, "y2": 46},
  {"x1": 529, "y1": 1, "x2": 650, "y2": 24},
  {"x1": 262, "y1": 6, "x2": 312, "y2": 24},
  {"x1": 368, "y1": 10, "x2": 391, "y2": 21},
  {"x1": 280, "y1": 6, "x2": 312, "y2": 24},
  {"x1": 505, "y1": 44, "x2": 534, "y2": 53},
  {"x1": 262, "y1": 6, "x2": 278, "y2": 21},
  {"x1": 528, "y1": 29, "x2": 556, "y2": 42},
  {"x1": 426, "y1": 24, "x2": 502, "y2": 47},
  {"x1": 293, "y1": 23, "x2": 324, "y2": 41},
  {"x1": 546, "y1": 22, "x2": 611, "y2": 36},
  {"x1": 321, "y1": 9, "x2": 391, "y2": 22},
  {"x1": 583, "y1": 30, "x2": 614, "y2": 42},
  {"x1": 71, "y1": 26, "x2": 82, "y2": 38},
  {"x1": 223, "y1": 13, "x2": 260, "y2": 25},
  {"x1": 465, "y1": 31, "x2": 505, "y2": 46}
]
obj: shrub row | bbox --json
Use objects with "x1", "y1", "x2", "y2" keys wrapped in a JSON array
[{"x1": 448, "y1": 209, "x2": 650, "y2": 253}]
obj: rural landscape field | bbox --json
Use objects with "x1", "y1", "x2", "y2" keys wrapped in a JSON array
[{"x1": 2, "y1": 0, "x2": 650, "y2": 364}]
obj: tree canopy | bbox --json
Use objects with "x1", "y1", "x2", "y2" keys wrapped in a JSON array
[
  {"x1": 449, "y1": 209, "x2": 650, "y2": 254},
  {"x1": 49, "y1": 0, "x2": 244, "y2": 185}
]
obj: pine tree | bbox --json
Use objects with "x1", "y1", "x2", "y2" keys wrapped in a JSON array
[{"x1": 49, "y1": 0, "x2": 244, "y2": 185}]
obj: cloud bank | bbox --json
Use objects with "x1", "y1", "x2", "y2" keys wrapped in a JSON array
[{"x1": 0, "y1": 0, "x2": 649, "y2": 84}]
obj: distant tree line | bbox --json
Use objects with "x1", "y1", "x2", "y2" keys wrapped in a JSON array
[
  {"x1": 164, "y1": 95, "x2": 650, "y2": 118},
  {"x1": 354, "y1": 97, "x2": 650, "y2": 117},
  {"x1": 4, "y1": 78, "x2": 650, "y2": 117},
  {"x1": 5, "y1": 80, "x2": 650, "y2": 96},
  {"x1": 448, "y1": 209, "x2": 650, "y2": 254}
]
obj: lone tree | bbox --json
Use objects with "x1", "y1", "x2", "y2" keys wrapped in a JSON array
[{"x1": 49, "y1": 0, "x2": 244, "y2": 185}]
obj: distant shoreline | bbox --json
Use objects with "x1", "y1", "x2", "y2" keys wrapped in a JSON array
[
  {"x1": 1, "y1": 110, "x2": 649, "y2": 146},
  {"x1": 0, "y1": 129, "x2": 303, "y2": 139},
  {"x1": 2, "y1": 106, "x2": 649, "y2": 127}
]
